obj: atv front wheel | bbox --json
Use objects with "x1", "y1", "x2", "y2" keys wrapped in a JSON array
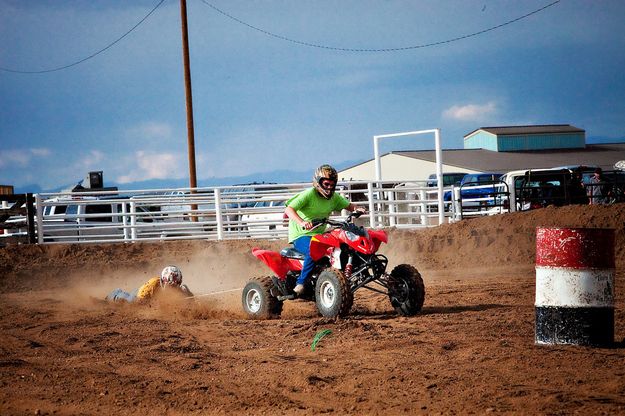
[
  {"x1": 387, "y1": 264, "x2": 425, "y2": 316},
  {"x1": 315, "y1": 268, "x2": 353, "y2": 318},
  {"x1": 241, "y1": 276, "x2": 283, "y2": 319}
]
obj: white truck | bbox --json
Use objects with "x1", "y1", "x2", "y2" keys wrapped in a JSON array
[{"x1": 38, "y1": 196, "x2": 207, "y2": 243}]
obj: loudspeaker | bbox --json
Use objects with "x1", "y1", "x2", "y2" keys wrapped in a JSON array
[{"x1": 85, "y1": 171, "x2": 103, "y2": 189}]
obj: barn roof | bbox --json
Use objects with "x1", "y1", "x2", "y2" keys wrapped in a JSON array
[
  {"x1": 390, "y1": 143, "x2": 625, "y2": 172},
  {"x1": 464, "y1": 124, "x2": 585, "y2": 138}
]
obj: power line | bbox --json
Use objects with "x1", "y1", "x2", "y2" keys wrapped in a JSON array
[
  {"x1": 0, "y1": 0, "x2": 167, "y2": 74},
  {"x1": 201, "y1": 0, "x2": 561, "y2": 52},
  {"x1": 0, "y1": 0, "x2": 562, "y2": 74}
]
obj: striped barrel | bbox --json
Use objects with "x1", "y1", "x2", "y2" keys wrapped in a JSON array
[{"x1": 535, "y1": 227, "x2": 615, "y2": 346}]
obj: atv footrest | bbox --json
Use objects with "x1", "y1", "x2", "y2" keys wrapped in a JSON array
[{"x1": 277, "y1": 294, "x2": 296, "y2": 301}]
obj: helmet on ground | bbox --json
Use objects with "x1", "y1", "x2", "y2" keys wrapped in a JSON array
[
  {"x1": 313, "y1": 164, "x2": 338, "y2": 199},
  {"x1": 160, "y1": 265, "x2": 183, "y2": 287}
]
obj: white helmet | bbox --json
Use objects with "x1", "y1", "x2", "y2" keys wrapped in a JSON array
[{"x1": 160, "y1": 265, "x2": 182, "y2": 288}]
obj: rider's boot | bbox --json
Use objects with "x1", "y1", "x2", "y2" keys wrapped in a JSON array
[{"x1": 293, "y1": 284, "x2": 305, "y2": 295}]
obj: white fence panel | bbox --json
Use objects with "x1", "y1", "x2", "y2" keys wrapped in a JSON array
[{"x1": 30, "y1": 180, "x2": 500, "y2": 244}]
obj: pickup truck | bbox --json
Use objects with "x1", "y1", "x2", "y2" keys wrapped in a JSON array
[
  {"x1": 443, "y1": 172, "x2": 505, "y2": 209},
  {"x1": 426, "y1": 172, "x2": 467, "y2": 187},
  {"x1": 500, "y1": 166, "x2": 595, "y2": 211}
]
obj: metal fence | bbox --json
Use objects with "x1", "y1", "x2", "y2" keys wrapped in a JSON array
[
  {"x1": 5, "y1": 173, "x2": 622, "y2": 245},
  {"x1": 0, "y1": 180, "x2": 464, "y2": 244}
]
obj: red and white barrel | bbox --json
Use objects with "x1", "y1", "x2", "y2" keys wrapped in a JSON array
[{"x1": 535, "y1": 227, "x2": 615, "y2": 346}]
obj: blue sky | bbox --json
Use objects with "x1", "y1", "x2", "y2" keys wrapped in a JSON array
[{"x1": 1, "y1": 0, "x2": 624, "y2": 191}]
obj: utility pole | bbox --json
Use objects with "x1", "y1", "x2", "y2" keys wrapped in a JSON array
[
  {"x1": 180, "y1": 0, "x2": 198, "y2": 219},
  {"x1": 180, "y1": 0, "x2": 198, "y2": 190}
]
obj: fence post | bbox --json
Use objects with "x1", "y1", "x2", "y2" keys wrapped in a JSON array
[
  {"x1": 25, "y1": 193, "x2": 36, "y2": 244},
  {"x1": 215, "y1": 188, "x2": 223, "y2": 240},
  {"x1": 418, "y1": 188, "x2": 427, "y2": 226},
  {"x1": 453, "y1": 187, "x2": 461, "y2": 221},
  {"x1": 130, "y1": 201, "x2": 137, "y2": 241},
  {"x1": 367, "y1": 182, "x2": 376, "y2": 228},
  {"x1": 121, "y1": 201, "x2": 129, "y2": 241},
  {"x1": 387, "y1": 190, "x2": 396, "y2": 227},
  {"x1": 35, "y1": 194, "x2": 43, "y2": 244}
]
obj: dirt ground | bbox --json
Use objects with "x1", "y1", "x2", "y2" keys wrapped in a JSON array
[{"x1": 1, "y1": 204, "x2": 625, "y2": 415}]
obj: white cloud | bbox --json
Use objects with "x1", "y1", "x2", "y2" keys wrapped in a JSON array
[
  {"x1": 0, "y1": 148, "x2": 51, "y2": 168},
  {"x1": 59, "y1": 151, "x2": 102, "y2": 182},
  {"x1": 0, "y1": 150, "x2": 29, "y2": 167},
  {"x1": 30, "y1": 148, "x2": 51, "y2": 157},
  {"x1": 116, "y1": 151, "x2": 186, "y2": 184},
  {"x1": 78, "y1": 150, "x2": 105, "y2": 167},
  {"x1": 443, "y1": 102, "x2": 498, "y2": 121},
  {"x1": 124, "y1": 121, "x2": 173, "y2": 140}
]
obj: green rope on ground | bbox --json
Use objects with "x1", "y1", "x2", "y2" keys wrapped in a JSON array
[{"x1": 311, "y1": 329, "x2": 332, "y2": 351}]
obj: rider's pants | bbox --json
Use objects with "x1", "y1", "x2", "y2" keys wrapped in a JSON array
[
  {"x1": 293, "y1": 235, "x2": 314, "y2": 286},
  {"x1": 106, "y1": 288, "x2": 137, "y2": 302}
]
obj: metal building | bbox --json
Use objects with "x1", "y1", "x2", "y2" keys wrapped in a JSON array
[
  {"x1": 464, "y1": 125, "x2": 585, "y2": 151},
  {"x1": 338, "y1": 124, "x2": 623, "y2": 182}
]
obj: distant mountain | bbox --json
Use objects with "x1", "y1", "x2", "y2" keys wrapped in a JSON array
[
  {"x1": 13, "y1": 159, "x2": 366, "y2": 194},
  {"x1": 113, "y1": 169, "x2": 312, "y2": 191},
  {"x1": 111, "y1": 160, "x2": 364, "y2": 191},
  {"x1": 586, "y1": 136, "x2": 625, "y2": 144},
  {"x1": 13, "y1": 184, "x2": 45, "y2": 194}
]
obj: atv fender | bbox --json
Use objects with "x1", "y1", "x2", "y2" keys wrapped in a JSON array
[
  {"x1": 309, "y1": 233, "x2": 341, "y2": 261},
  {"x1": 368, "y1": 229, "x2": 387, "y2": 251},
  {"x1": 252, "y1": 248, "x2": 302, "y2": 279}
]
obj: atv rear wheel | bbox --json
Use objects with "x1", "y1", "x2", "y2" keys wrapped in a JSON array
[
  {"x1": 241, "y1": 276, "x2": 283, "y2": 319},
  {"x1": 387, "y1": 264, "x2": 425, "y2": 316},
  {"x1": 315, "y1": 268, "x2": 353, "y2": 318}
]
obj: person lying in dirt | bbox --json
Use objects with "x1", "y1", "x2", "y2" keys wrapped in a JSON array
[{"x1": 105, "y1": 265, "x2": 193, "y2": 303}]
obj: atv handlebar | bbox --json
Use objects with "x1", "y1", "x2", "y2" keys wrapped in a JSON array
[{"x1": 310, "y1": 211, "x2": 363, "y2": 230}]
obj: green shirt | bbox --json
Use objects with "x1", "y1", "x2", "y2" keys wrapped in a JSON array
[{"x1": 286, "y1": 187, "x2": 350, "y2": 242}]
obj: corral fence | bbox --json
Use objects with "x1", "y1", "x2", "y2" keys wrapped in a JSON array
[
  {"x1": 0, "y1": 193, "x2": 36, "y2": 244},
  {"x1": 2, "y1": 173, "x2": 623, "y2": 245},
  {"x1": 2, "y1": 180, "x2": 459, "y2": 245},
  {"x1": 505, "y1": 169, "x2": 625, "y2": 211}
]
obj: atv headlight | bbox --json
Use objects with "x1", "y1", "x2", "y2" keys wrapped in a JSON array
[{"x1": 345, "y1": 230, "x2": 360, "y2": 242}]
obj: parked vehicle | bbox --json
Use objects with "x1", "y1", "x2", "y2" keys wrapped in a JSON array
[
  {"x1": 241, "y1": 212, "x2": 425, "y2": 319},
  {"x1": 39, "y1": 196, "x2": 201, "y2": 242},
  {"x1": 153, "y1": 190, "x2": 216, "y2": 226},
  {"x1": 426, "y1": 172, "x2": 467, "y2": 187},
  {"x1": 391, "y1": 181, "x2": 439, "y2": 221},
  {"x1": 550, "y1": 165, "x2": 598, "y2": 186},
  {"x1": 444, "y1": 172, "x2": 505, "y2": 210},
  {"x1": 220, "y1": 183, "x2": 289, "y2": 232},
  {"x1": 604, "y1": 171, "x2": 625, "y2": 203},
  {"x1": 392, "y1": 181, "x2": 450, "y2": 219},
  {"x1": 500, "y1": 167, "x2": 596, "y2": 211},
  {"x1": 240, "y1": 198, "x2": 288, "y2": 237}
]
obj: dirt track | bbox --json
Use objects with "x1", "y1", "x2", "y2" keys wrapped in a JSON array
[{"x1": 1, "y1": 204, "x2": 625, "y2": 415}]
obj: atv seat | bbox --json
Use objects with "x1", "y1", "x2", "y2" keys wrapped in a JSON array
[{"x1": 280, "y1": 247, "x2": 305, "y2": 260}]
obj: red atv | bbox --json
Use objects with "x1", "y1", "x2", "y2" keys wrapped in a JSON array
[{"x1": 242, "y1": 212, "x2": 425, "y2": 319}]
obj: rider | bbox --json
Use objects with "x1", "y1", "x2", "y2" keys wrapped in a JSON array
[
  {"x1": 106, "y1": 265, "x2": 193, "y2": 303},
  {"x1": 284, "y1": 164, "x2": 366, "y2": 295}
]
